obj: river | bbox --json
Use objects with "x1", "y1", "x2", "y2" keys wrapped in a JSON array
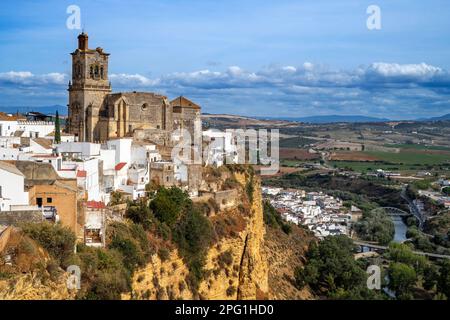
[{"x1": 392, "y1": 216, "x2": 408, "y2": 243}]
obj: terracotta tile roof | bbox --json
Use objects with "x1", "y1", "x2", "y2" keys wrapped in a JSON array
[
  {"x1": 170, "y1": 96, "x2": 201, "y2": 110},
  {"x1": 76, "y1": 170, "x2": 87, "y2": 178},
  {"x1": 0, "y1": 161, "x2": 24, "y2": 177},
  {"x1": 31, "y1": 154, "x2": 58, "y2": 158},
  {"x1": 32, "y1": 138, "x2": 53, "y2": 150},
  {"x1": 115, "y1": 162, "x2": 127, "y2": 171},
  {"x1": 46, "y1": 131, "x2": 73, "y2": 137},
  {"x1": 0, "y1": 112, "x2": 26, "y2": 121},
  {"x1": 85, "y1": 201, "x2": 106, "y2": 209}
]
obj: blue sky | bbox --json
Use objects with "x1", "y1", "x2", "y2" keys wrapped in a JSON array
[{"x1": 0, "y1": 0, "x2": 449, "y2": 119}]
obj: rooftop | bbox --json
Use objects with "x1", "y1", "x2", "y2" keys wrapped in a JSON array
[{"x1": 115, "y1": 162, "x2": 127, "y2": 171}]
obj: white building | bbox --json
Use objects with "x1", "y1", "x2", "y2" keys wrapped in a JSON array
[
  {"x1": 0, "y1": 113, "x2": 54, "y2": 138},
  {"x1": 203, "y1": 129, "x2": 238, "y2": 166},
  {"x1": 76, "y1": 158, "x2": 101, "y2": 201},
  {"x1": 106, "y1": 138, "x2": 132, "y2": 165},
  {"x1": 56, "y1": 142, "x2": 101, "y2": 159},
  {"x1": 0, "y1": 161, "x2": 30, "y2": 211}
]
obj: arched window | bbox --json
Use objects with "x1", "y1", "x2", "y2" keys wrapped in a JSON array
[
  {"x1": 94, "y1": 65, "x2": 99, "y2": 78},
  {"x1": 90, "y1": 66, "x2": 94, "y2": 78},
  {"x1": 100, "y1": 66, "x2": 104, "y2": 79}
]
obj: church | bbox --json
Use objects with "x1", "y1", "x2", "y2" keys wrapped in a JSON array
[{"x1": 67, "y1": 32, "x2": 200, "y2": 144}]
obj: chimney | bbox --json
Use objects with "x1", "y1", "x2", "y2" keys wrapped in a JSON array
[{"x1": 78, "y1": 32, "x2": 89, "y2": 51}]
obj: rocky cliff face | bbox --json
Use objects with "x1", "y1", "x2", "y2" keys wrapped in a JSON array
[
  {"x1": 0, "y1": 228, "x2": 76, "y2": 300},
  {"x1": 1, "y1": 167, "x2": 314, "y2": 300},
  {"x1": 0, "y1": 273, "x2": 75, "y2": 300},
  {"x1": 264, "y1": 225, "x2": 315, "y2": 300},
  {"x1": 127, "y1": 171, "x2": 269, "y2": 300}
]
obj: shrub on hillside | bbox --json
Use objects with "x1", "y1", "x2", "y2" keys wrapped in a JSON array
[
  {"x1": 21, "y1": 222, "x2": 76, "y2": 267},
  {"x1": 76, "y1": 244, "x2": 130, "y2": 300},
  {"x1": 150, "y1": 187, "x2": 191, "y2": 227},
  {"x1": 107, "y1": 222, "x2": 152, "y2": 273},
  {"x1": 125, "y1": 200, "x2": 154, "y2": 230},
  {"x1": 172, "y1": 206, "x2": 214, "y2": 290}
]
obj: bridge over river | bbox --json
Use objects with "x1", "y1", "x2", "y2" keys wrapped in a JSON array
[{"x1": 353, "y1": 240, "x2": 450, "y2": 260}]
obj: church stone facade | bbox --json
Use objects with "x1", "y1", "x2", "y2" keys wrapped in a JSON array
[{"x1": 67, "y1": 33, "x2": 199, "y2": 144}]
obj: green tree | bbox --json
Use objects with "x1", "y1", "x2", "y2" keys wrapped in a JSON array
[
  {"x1": 54, "y1": 110, "x2": 61, "y2": 144},
  {"x1": 386, "y1": 243, "x2": 428, "y2": 274},
  {"x1": 126, "y1": 200, "x2": 153, "y2": 230},
  {"x1": 443, "y1": 187, "x2": 450, "y2": 196},
  {"x1": 354, "y1": 209, "x2": 395, "y2": 245},
  {"x1": 150, "y1": 187, "x2": 191, "y2": 227},
  {"x1": 388, "y1": 262, "x2": 417, "y2": 299},
  {"x1": 294, "y1": 235, "x2": 371, "y2": 297},
  {"x1": 437, "y1": 260, "x2": 450, "y2": 298}
]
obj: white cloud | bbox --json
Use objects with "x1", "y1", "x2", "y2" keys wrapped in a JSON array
[
  {"x1": 366, "y1": 62, "x2": 443, "y2": 80},
  {"x1": 0, "y1": 71, "x2": 66, "y2": 85},
  {"x1": 303, "y1": 62, "x2": 314, "y2": 71},
  {"x1": 1, "y1": 62, "x2": 449, "y2": 118},
  {"x1": 109, "y1": 73, "x2": 158, "y2": 86}
]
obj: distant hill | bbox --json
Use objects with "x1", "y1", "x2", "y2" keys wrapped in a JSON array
[
  {"x1": 0, "y1": 105, "x2": 67, "y2": 116},
  {"x1": 424, "y1": 113, "x2": 450, "y2": 121},
  {"x1": 261, "y1": 115, "x2": 391, "y2": 123}
]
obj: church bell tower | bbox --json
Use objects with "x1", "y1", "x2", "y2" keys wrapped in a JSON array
[{"x1": 67, "y1": 32, "x2": 112, "y2": 142}]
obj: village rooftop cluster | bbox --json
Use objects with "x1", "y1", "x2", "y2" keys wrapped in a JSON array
[{"x1": 262, "y1": 186, "x2": 362, "y2": 238}]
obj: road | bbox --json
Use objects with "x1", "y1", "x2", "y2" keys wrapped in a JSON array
[{"x1": 401, "y1": 185, "x2": 425, "y2": 230}]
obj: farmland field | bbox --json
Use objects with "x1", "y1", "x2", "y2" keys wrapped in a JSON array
[
  {"x1": 279, "y1": 148, "x2": 320, "y2": 160},
  {"x1": 330, "y1": 161, "x2": 419, "y2": 172},
  {"x1": 363, "y1": 150, "x2": 450, "y2": 165},
  {"x1": 385, "y1": 144, "x2": 450, "y2": 151}
]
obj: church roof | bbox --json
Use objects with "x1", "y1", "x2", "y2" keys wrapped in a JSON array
[
  {"x1": 106, "y1": 92, "x2": 168, "y2": 105},
  {"x1": 170, "y1": 96, "x2": 201, "y2": 110}
]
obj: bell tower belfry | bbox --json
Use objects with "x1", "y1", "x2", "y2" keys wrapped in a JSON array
[{"x1": 67, "y1": 32, "x2": 112, "y2": 142}]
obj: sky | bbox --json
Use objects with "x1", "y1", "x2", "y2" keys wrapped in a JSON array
[{"x1": 0, "y1": 0, "x2": 449, "y2": 119}]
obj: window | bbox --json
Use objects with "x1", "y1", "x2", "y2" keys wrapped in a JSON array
[
  {"x1": 47, "y1": 198, "x2": 52, "y2": 203},
  {"x1": 90, "y1": 66, "x2": 94, "y2": 78},
  {"x1": 100, "y1": 66, "x2": 104, "y2": 79},
  {"x1": 36, "y1": 198, "x2": 43, "y2": 207},
  {"x1": 0, "y1": 186, "x2": 2, "y2": 198}
]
